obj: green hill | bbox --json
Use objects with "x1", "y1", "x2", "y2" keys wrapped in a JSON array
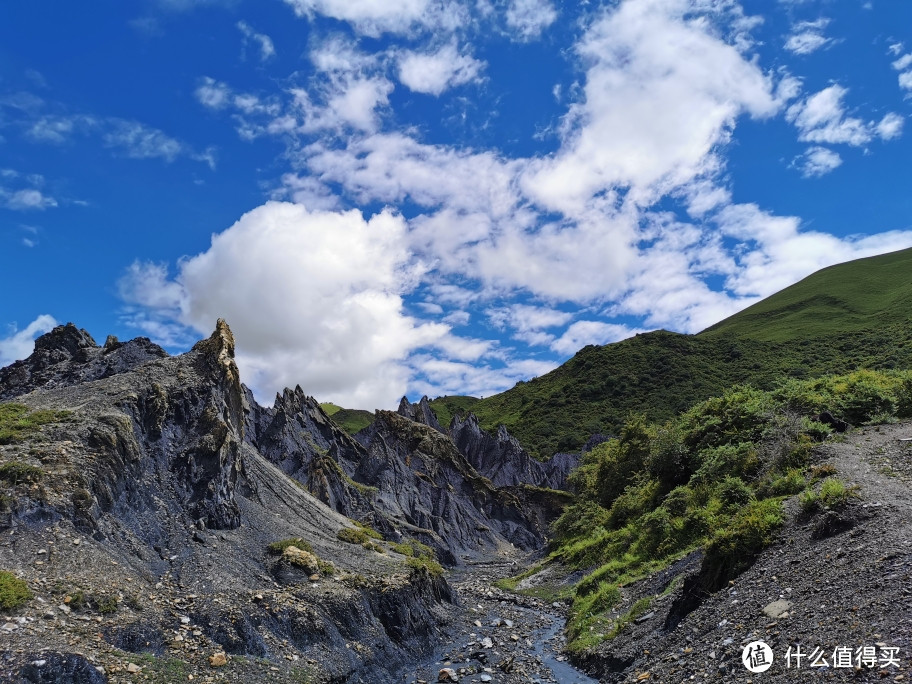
[
  {"x1": 319, "y1": 402, "x2": 375, "y2": 434},
  {"x1": 430, "y1": 247, "x2": 912, "y2": 458}
]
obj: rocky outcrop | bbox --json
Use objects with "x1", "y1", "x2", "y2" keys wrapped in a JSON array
[
  {"x1": 449, "y1": 412, "x2": 579, "y2": 490},
  {"x1": 243, "y1": 384, "x2": 378, "y2": 521},
  {"x1": 396, "y1": 395, "x2": 445, "y2": 434},
  {"x1": 0, "y1": 323, "x2": 168, "y2": 401},
  {"x1": 353, "y1": 411, "x2": 548, "y2": 563},
  {"x1": 0, "y1": 320, "x2": 460, "y2": 683}
]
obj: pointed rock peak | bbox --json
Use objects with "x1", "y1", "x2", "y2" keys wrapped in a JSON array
[
  {"x1": 192, "y1": 318, "x2": 236, "y2": 360},
  {"x1": 102, "y1": 334, "x2": 122, "y2": 353},
  {"x1": 34, "y1": 323, "x2": 98, "y2": 355},
  {"x1": 396, "y1": 396, "x2": 412, "y2": 416}
]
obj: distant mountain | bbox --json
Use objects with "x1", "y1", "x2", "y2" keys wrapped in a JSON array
[{"x1": 432, "y1": 247, "x2": 912, "y2": 459}]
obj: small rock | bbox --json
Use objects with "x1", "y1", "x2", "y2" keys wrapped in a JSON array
[
  {"x1": 180, "y1": 616, "x2": 191, "y2": 625},
  {"x1": 30, "y1": 660, "x2": 46, "y2": 667},
  {"x1": 438, "y1": 667, "x2": 458, "y2": 682},
  {"x1": 208, "y1": 652, "x2": 228, "y2": 667},
  {"x1": 481, "y1": 637, "x2": 494, "y2": 649},
  {"x1": 126, "y1": 663, "x2": 140, "y2": 673},
  {"x1": 762, "y1": 600, "x2": 792, "y2": 619}
]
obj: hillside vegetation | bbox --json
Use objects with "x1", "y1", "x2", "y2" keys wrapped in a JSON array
[
  {"x1": 432, "y1": 248, "x2": 912, "y2": 459},
  {"x1": 516, "y1": 368, "x2": 912, "y2": 652}
]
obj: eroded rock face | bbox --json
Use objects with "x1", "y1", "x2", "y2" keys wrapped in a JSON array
[
  {"x1": 449, "y1": 412, "x2": 579, "y2": 490},
  {"x1": 354, "y1": 411, "x2": 547, "y2": 563},
  {"x1": 397, "y1": 396, "x2": 446, "y2": 434}
]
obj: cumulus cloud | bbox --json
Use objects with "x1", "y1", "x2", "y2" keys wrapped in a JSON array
[
  {"x1": 505, "y1": 0, "x2": 558, "y2": 40},
  {"x1": 520, "y1": 0, "x2": 781, "y2": 213},
  {"x1": 784, "y1": 18, "x2": 833, "y2": 55},
  {"x1": 889, "y1": 48, "x2": 912, "y2": 94},
  {"x1": 120, "y1": 202, "x2": 450, "y2": 409},
  {"x1": 795, "y1": 146, "x2": 842, "y2": 178},
  {"x1": 550, "y1": 321, "x2": 640, "y2": 354},
  {"x1": 398, "y1": 44, "x2": 484, "y2": 95},
  {"x1": 786, "y1": 85, "x2": 902, "y2": 146},
  {"x1": 0, "y1": 315, "x2": 58, "y2": 367},
  {"x1": 409, "y1": 355, "x2": 557, "y2": 399}
]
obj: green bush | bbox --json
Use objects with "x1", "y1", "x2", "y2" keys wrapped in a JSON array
[
  {"x1": 606, "y1": 477, "x2": 659, "y2": 529},
  {"x1": 690, "y1": 443, "x2": 759, "y2": 485},
  {"x1": 594, "y1": 415, "x2": 651, "y2": 508},
  {"x1": 337, "y1": 528, "x2": 369, "y2": 544},
  {"x1": 0, "y1": 571, "x2": 32, "y2": 611},
  {"x1": 701, "y1": 498, "x2": 783, "y2": 591},
  {"x1": 661, "y1": 486, "x2": 692, "y2": 517},
  {"x1": 801, "y1": 477, "x2": 860, "y2": 513},
  {"x1": 0, "y1": 461, "x2": 43, "y2": 485},
  {"x1": 757, "y1": 469, "x2": 806, "y2": 498},
  {"x1": 267, "y1": 538, "x2": 314, "y2": 555},
  {"x1": 716, "y1": 476, "x2": 753, "y2": 510}
]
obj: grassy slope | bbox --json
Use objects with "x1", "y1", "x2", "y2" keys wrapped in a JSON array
[
  {"x1": 435, "y1": 248, "x2": 912, "y2": 459},
  {"x1": 319, "y1": 403, "x2": 375, "y2": 434}
]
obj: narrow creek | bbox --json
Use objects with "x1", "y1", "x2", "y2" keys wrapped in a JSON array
[{"x1": 398, "y1": 561, "x2": 599, "y2": 684}]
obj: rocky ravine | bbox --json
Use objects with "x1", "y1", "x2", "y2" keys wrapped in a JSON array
[{"x1": 0, "y1": 322, "x2": 583, "y2": 683}]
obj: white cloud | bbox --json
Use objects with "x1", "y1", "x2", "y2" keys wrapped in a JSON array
[
  {"x1": 398, "y1": 44, "x2": 484, "y2": 96},
  {"x1": 876, "y1": 112, "x2": 904, "y2": 140},
  {"x1": 282, "y1": 0, "x2": 465, "y2": 36},
  {"x1": 795, "y1": 146, "x2": 842, "y2": 178},
  {"x1": 103, "y1": 120, "x2": 184, "y2": 161},
  {"x1": 890, "y1": 50, "x2": 912, "y2": 93},
  {"x1": 520, "y1": 0, "x2": 780, "y2": 214},
  {"x1": 505, "y1": 0, "x2": 558, "y2": 40},
  {"x1": 409, "y1": 355, "x2": 557, "y2": 400},
  {"x1": 784, "y1": 18, "x2": 832, "y2": 55},
  {"x1": 196, "y1": 77, "x2": 232, "y2": 109},
  {"x1": 786, "y1": 85, "x2": 902, "y2": 146},
  {"x1": 550, "y1": 321, "x2": 640, "y2": 355},
  {"x1": 237, "y1": 21, "x2": 276, "y2": 61},
  {"x1": 3, "y1": 188, "x2": 57, "y2": 211},
  {"x1": 486, "y1": 303, "x2": 572, "y2": 333},
  {"x1": 0, "y1": 315, "x2": 58, "y2": 367},
  {"x1": 120, "y1": 202, "x2": 451, "y2": 409}
]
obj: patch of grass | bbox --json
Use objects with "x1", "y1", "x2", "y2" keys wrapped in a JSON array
[
  {"x1": 93, "y1": 594, "x2": 118, "y2": 614},
  {"x1": 800, "y1": 477, "x2": 861, "y2": 513},
  {"x1": 0, "y1": 461, "x2": 43, "y2": 485},
  {"x1": 0, "y1": 571, "x2": 32, "y2": 611},
  {"x1": 606, "y1": 596, "x2": 653, "y2": 640},
  {"x1": 336, "y1": 528, "x2": 363, "y2": 544},
  {"x1": 494, "y1": 561, "x2": 547, "y2": 592},
  {"x1": 0, "y1": 404, "x2": 72, "y2": 445},
  {"x1": 405, "y1": 555, "x2": 443, "y2": 577},
  {"x1": 352, "y1": 521, "x2": 383, "y2": 539},
  {"x1": 131, "y1": 653, "x2": 189, "y2": 682},
  {"x1": 267, "y1": 538, "x2": 314, "y2": 555}
]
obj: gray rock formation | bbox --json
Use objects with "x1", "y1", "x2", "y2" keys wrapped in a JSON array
[{"x1": 449, "y1": 411, "x2": 579, "y2": 490}]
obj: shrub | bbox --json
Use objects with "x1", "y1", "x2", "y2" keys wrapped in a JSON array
[
  {"x1": 660, "y1": 485, "x2": 692, "y2": 517},
  {"x1": 646, "y1": 422, "x2": 690, "y2": 488},
  {"x1": 634, "y1": 508, "x2": 673, "y2": 559},
  {"x1": 594, "y1": 415, "x2": 652, "y2": 508},
  {"x1": 897, "y1": 377, "x2": 912, "y2": 418},
  {"x1": 606, "y1": 477, "x2": 660, "y2": 529},
  {"x1": 0, "y1": 461, "x2": 43, "y2": 486},
  {"x1": 690, "y1": 443, "x2": 759, "y2": 485},
  {"x1": 336, "y1": 528, "x2": 369, "y2": 545},
  {"x1": 93, "y1": 595, "x2": 119, "y2": 614},
  {"x1": 406, "y1": 555, "x2": 443, "y2": 577},
  {"x1": 0, "y1": 571, "x2": 32, "y2": 611},
  {"x1": 267, "y1": 538, "x2": 314, "y2": 555},
  {"x1": 352, "y1": 521, "x2": 383, "y2": 540},
  {"x1": 837, "y1": 371, "x2": 896, "y2": 424},
  {"x1": 716, "y1": 476, "x2": 753, "y2": 510},
  {"x1": 757, "y1": 469, "x2": 806, "y2": 498},
  {"x1": 701, "y1": 498, "x2": 783, "y2": 591}
]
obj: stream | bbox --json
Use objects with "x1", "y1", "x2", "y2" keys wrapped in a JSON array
[{"x1": 399, "y1": 561, "x2": 599, "y2": 684}]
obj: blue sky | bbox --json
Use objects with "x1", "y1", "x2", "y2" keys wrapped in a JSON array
[{"x1": 2, "y1": 0, "x2": 912, "y2": 409}]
